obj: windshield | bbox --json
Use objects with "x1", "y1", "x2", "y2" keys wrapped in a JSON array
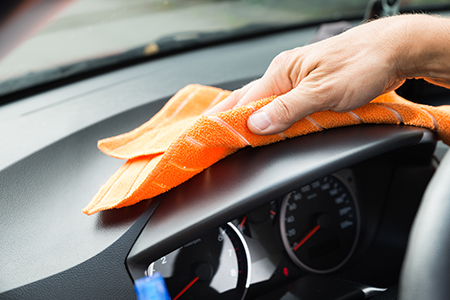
[{"x1": 0, "y1": 0, "x2": 446, "y2": 97}]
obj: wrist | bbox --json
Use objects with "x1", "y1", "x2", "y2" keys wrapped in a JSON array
[{"x1": 394, "y1": 14, "x2": 450, "y2": 81}]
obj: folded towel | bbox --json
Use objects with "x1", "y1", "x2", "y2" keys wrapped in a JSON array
[{"x1": 82, "y1": 84, "x2": 450, "y2": 215}]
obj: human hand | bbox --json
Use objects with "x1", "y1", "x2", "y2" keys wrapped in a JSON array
[{"x1": 205, "y1": 15, "x2": 449, "y2": 135}]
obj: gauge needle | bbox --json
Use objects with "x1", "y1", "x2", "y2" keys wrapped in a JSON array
[
  {"x1": 293, "y1": 224, "x2": 321, "y2": 251},
  {"x1": 173, "y1": 276, "x2": 199, "y2": 300},
  {"x1": 239, "y1": 216, "x2": 247, "y2": 228}
]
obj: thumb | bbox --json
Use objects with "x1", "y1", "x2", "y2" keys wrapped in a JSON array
[{"x1": 247, "y1": 87, "x2": 319, "y2": 135}]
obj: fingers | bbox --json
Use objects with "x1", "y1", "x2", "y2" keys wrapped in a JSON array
[
  {"x1": 231, "y1": 53, "x2": 296, "y2": 108},
  {"x1": 203, "y1": 80, "x2": 258, "y2": 116},
  {"x1": 205, "y1": 54, "x2": 312, "y2": 134},
  {"x1": 204, "y1": 57, "x2": 292, "y2": 116},
  {"x1": 232, "y1": 77, "x2": 283, "y2": 108},
  {"x1": 247, "y1": 87, "x2": 319, "y2": 135},
  {"x1": 202, "y1": 92, "x2": 238, "y2": 116}
]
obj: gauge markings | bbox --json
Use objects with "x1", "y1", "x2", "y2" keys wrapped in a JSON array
[
  {"x1": 149, "y1": 223, "x2": 250, "y2": 299},
  {"x1": 280, "y1": 173, "x2": 360, "y2": 274}
]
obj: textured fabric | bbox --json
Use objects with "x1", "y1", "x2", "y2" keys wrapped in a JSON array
[{"x1": 82, "y1": 84, "x2": 450, "y2": 215}]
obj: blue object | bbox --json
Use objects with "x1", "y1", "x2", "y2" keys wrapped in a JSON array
[{"x1": 134, "y1": 273, "x2": 171, "y2": 300}]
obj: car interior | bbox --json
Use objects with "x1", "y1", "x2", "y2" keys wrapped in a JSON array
[{"x1": 1, "y1": 0, "x2": 450, "y2": 299}]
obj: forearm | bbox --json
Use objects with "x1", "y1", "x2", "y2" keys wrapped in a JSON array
[{"x1": 394, "y1": 14, "x2": 450, "y2": 88}]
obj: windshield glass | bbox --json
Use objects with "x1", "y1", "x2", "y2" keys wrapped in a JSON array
[{"x1": 0, "y1": 0, "x2": 446, "y2": 96}]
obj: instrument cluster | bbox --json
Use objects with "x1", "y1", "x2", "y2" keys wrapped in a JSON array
[{"x1": 148, "y1": 169, "x2": 361, "y2": 299}]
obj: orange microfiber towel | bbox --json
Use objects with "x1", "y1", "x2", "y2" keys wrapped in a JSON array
[{"x1": 83, "y1": 84, "x2": 450, "y2": 215}]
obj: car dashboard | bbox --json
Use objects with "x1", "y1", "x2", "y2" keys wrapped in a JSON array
[
  {"x1": 125, "y1": 125, "x2": 436, "y2": 300},
  {"x1": 1, "y1": 13, "x2": 449, "y2": 300}
]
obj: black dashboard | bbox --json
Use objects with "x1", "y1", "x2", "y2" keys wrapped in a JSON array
[
  {"x1": 1, "y1": 14, "x2": 449, "y2": 300},
  {"x1": 125, "y1": 126, "x2": 436, "y2": 300}
]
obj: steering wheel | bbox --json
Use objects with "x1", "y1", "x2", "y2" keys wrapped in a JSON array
[{"x1": 399, "y1": 150, "x2": 450, "y2": 299}]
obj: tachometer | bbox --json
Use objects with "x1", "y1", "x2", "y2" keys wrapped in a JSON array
[
  {"x1": 147, "y1": 222, "x2": 251, "y2": 300},
  {"x1": 280, "y1": 171, "x2": 359, "y2": 273}
]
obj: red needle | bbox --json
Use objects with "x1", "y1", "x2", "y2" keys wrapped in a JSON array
[
  {"x1": 293, "y1": 224, "x2": 321, "y2": 251},
  {"x1": 173, "y1": 276, "x2": 199, "y2": 300},
  {"x1": 239, "y1": 216, "x2": 247, "y2": 228}
]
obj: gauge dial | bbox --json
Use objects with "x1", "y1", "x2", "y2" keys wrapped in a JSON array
[
  {"x1": 237, "y1": 201, "x2": 278, "y2": 237},
  {"x1": 148, "y1": 222, "x2": 251, "y2": 300},
  {"x1": 280, "y1": 172, "x2": 359, "y2": 273}
]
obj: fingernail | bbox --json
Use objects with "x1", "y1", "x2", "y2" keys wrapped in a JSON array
[{"x1": 249, "y1": 110, "x2": 271, "y2": 131}]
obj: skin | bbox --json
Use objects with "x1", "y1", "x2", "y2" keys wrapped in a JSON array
[{"x1": 205, "y1": 14, "x2": 450, "y2": 135}]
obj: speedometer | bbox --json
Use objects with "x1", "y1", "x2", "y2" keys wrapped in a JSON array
[
  {"x1": 147, "y1": 222, "x2": 251, "y2": 300},
  {"x1": 280, "y1": 171, "x2": 360, "y2": 274}
]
